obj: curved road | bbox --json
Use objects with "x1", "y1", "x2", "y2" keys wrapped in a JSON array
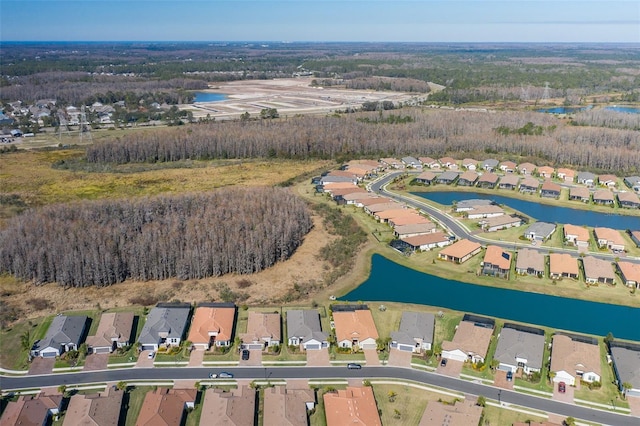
[
  {"x1": 371, "y1": 171, "x2": 640, "y2": 265},
  {"x1": 0, "y1": 366, "x2": 636, "y2": 425}
]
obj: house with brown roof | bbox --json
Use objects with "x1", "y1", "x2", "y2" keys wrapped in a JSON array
[
  {"x1": 199, "y1": 386, "x2": 256, "y2": 426},
  {"x1": 569, "y1": 186, "x2": 590, "y2": 202},
  {"x1": 241, "y1": 311, "x2": 281, "y2": 350},
  {"x1": 63, "y1": 387, "x2": 123, "y2": 426},
  {"x1": 321, "y1": 182, "x2": 358, "y2": 193},
  {"x1": 457, "y1": 170, "x2": 479, "y2": 186},
  {"x1": 86, "y1": 312, "x2": 134, "y2": 354},
  {"x1": 323, "y1": 387, "x2": 381, "y2": 426},
  {"x1": 482, "y1": 245, "x2": 512, "y2": 279},
  {"x1": 556, "y1": 168, "x2": 575, "y2": 183},
  {"x1": 358, "y1": 196, "x2": 393, "y2": 208},
  {"x1": 136, "y1": 388, "x2": 196, "y2": 426},
  {"x1": 517, "y1": 162, "x2": 536, "y2": 175},
  {"x1": 263, "y1": 386, "x2": 315, "y2": 426},
  {"x1": 598, "y1": 174, "x2": 618, "y2": 188},
  {"x1": 479, "y1": 215, "x2": 522, "y2": 232},
  {"x1": 582, "y1": 256, "x2": 616, "y2": 285},
  {"x1": 477, "y1": 172, "x2": 500, "y2": 189},
  {"x1": 441, "y1": 317, "x2": 494, "y2": 363},
  {"x1": 414, "y1": 170, "x2": 437, "y2": 185},
  {"x1": 537, "y1": 166, "x2": 554, "y2": 179},
  {"x1": 563, "y1": 224, "x2": 590, "y2": 248},
  {"x1": 629, "y1": 230, "x2": 640, "y2": 247},
  {"x1": 388, "y1": 212, "x2": 432, "y2": 228},
  {"x1": 465, "y1": 205, "x2": 505, "y2": 219},
  {"x1": 332, "y1": 305, "x2": 379, "y2": 350},
  {"x1": 618, "y1": 191, "x2": 640, "y2": 209},
  {"x1": 540, "y1": 180, "x2": 561, "y2": 198},
  {"x1": 515, "y1": 249, "x2": 545, "y2": 277},
  {"x1": 394, "y1": 232, "x2": 451, "y2": 253},
  {"x1": 343, "y1": 192, "x2": 376, "y2": 205},
  {"x1": 438, "y1": 156, "x2": 458, "y2": 169},
  {"x1": 462, "y1": 158, "x2": 478, "y2": 170},
  {"x1": 498, "y1": 174, "x2": 519, "y2": 190},
  {"x1": 549, "y1": 253, "x2": 579, "y2": 279},
  {"x1": 188, "y1": 303, "x2": 236, "y2": 350},
  {"x1": 616, "y1": 261, "x2": 640, "y2": 288},
  {"x1": 550, "y1": 334, "x2": 601, "y2": 386},
  {"x1": 438, "y1": 239, "x2": 482, "y2": 263},
  {"x1": 393, "y1": 222, "x2": 437, "y2": 238},
  {"x1": 499, "y1": 161, "x2": 517, "y2": 173},
  {"x1": 374, "y1": 208, "x2": 409, "y2": 222},
  {"x1": 594, "y1": 227, "x2": 625, "y2": 251},
  {"x1": 379, "y1": 157, "x2": 403, "y2": 169},
  {"x1": 418, "y1": 399, "x2": 483, "y2": 426},
  {"x1": 593, "y1": 189, "x2": 614, "y2": 205},
  {"x1": 1, "y1": 393, "x2": 63, "y2": 426},
  {"x1": 418, "y1": 156, "x2": 438, "y2": 168},
  {"x1": 519, "y1": 177, "x2": 540, "y2": 193},
  {"x1": 364, "y1": 202, "x2": 402, "y2": 215}
]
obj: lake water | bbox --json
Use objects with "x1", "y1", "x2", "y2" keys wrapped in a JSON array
[
  {"x1": 413, "y1": 191, "x2": 640, "y2": 230},
  {"x1": 604, "y1": 106, "x2": 640, "y2": 114},
  {"x1": 537, "y1": 106, "x2": 590, "y2": 114},
  {"x1": 340, "y1": 254, "x2": 640, "y2": 341},
  {"x1": 194, "y1": 92, "x2": 227, "y2": 102}
]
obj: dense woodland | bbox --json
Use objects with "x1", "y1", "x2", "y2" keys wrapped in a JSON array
[
  {"x1": 86, "y1": 109, "x2": 640, "y2": 174},
  {"x1": 0, "y1": 188, "x2": 312, "y2": 287}
]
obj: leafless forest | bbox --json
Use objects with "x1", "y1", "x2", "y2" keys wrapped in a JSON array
[
  {"x1": 0, "y1": 188, "x2": 312, "y2": 287},
  {"x1": 572, "y1": 109, "x2": 640, "y2": 130},
  {"x1": 86, "y1": 109, "x2": 640, "y2": 173}
]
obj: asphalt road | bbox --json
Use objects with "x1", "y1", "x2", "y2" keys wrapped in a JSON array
[
  {"x1": 1, "y1": 366, "x2": 636, "y2": 425},
  {"x1": 370, "y1": 171, "x2": 640, "y2": 265}
]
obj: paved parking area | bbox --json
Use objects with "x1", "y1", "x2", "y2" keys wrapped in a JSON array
[
  {"x1": 188, "y1": 349, "x2": 204, "y2": 367},
  {"x1": 437, "y1": 358, "x2": 463, "y2": 377},
  {"x1": 306, "y1": 349, "x2": 329, "y2": 366},
  {"x1": 626, "y1": 395, "x2": 640, "y2": 417},
  {"x1": 387, "y1": 348, "x2": 412, "y2": 367},
  {"x1": 238, "y1": 349, "x2": 262, "y2": 366},
  {"x1": 493, "y1": 370, "x2": 514, "y2": 390},
  {"x1": 83, "y1": 353, "x2": 108, "y2": 371},
  {"x1": 363, "y1": 349, "x2": 380, "y2": 366},
  {"x1": 28, "y1": 357, "x2": 55, "y2": 375}
]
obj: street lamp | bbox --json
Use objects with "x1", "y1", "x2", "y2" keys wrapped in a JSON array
[{"x1": 498, "y1": 390, "x2": 502, "y2": 405}]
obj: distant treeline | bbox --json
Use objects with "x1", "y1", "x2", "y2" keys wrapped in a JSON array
[
  {"x1": 0, "y1": 188, "x2": 312, "y2": 287},
  {"x1": 85, "y1": 109, "x2": 640, "y2": 173}
]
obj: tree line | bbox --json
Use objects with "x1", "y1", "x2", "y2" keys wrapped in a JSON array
[
  {"x1": 85, "y1": 109, "x2": 640, "y2": 174},
  {"x1": 0, "y1": 188, "x2": 312, "y2": 287}
]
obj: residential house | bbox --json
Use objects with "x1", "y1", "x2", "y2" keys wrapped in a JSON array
[
  {"x1": 359, "y1": 197, "x2": 393, "y2": 209},
  {"x1": 138, "y1": 303, "x2": 191, "y2": 352},
  {"x1": 438, "y1": 239, "x2": 482, "y2": 263},
  {"x1": 577, "y1": 171, "x2": 597, "y2": 187},
  {"x1": 438, "y1": 156, "x2": 458, "y2": 169},
  {"x1": 618, "y1": 191, "x2": 640, "y2": 209},
  {"x1": 86, "y1": 312, "x2": 134, "y2": 354},
  {"x1": 187, "y1": 303, "x2": 236, "y2": 350},
  {"x1": 482, "y1": 158, "x2": 499, "y2": 172},
  {"x1": 494, "y1": 324, "x2": 545, "y2": 374},
  {"x1": 342, "y1": 192, "x2": 376, "y2": 205},
  {"x1": 199, "y1": 386, "x2": 256, "y2": 426},
  {"x1": 320, "y1": 175, "x2": 357, "y2": 185},
  {"x1": 569, "y1": 186, "x2": 590, "y2": 202},
  {"x1": 454, "y1": 199, "x2": 493, "y2": 212},
  {"x1": 393, "y1": 222, "x2": 437, "y2": 239},
  {"x1": 515, "y1": 249, "x2": 545, "y2": 277},
  {"x1": 540, "y1": 180, "x2": 561, "y2": 198},
  {"x1": 498, "y1": 174, "x2": 520, "y2": 190},
  {"x1": 388, "y1": 212, "x2": 432, "y2": 228},
  {"x1": 519, "y1": 177, "x2": 540, "y2": 193},
  {"x1": 549, "y1": 253, "x2": 579, "y2": 279},
  {"x1": 418, "y1": 400, "x2": 483, "y2": 426},
  {"x1": 320, "y1": 182, "x2": 357, "y2": 194},
  {"x1": 616, "y1": 261, "x2": 640, "y2": 288},
  {"x1": 414, "y1": 171, "x2": 437, "y2": 185},
  {"x1": 286, "y1": 309, "x2": 329, "y2": 350},
  {"x1": 63, "y1": 387, "x2": 123, "y2": 426},
  {"x1": 390, "y1": 312, "x2": 435, "y2": 353},
  {"x1": 465, "y1": 205, "x2": 505, "y2": 219},
  {"x1": 480, "y1": 215, "x2": 522, "y2": 232},
  {"x1": 379, "y1": 157, "x2": 403, "y2": 169},
  {"x1": 482, "y1": 245, "x2": 512, "y2": 279},
  {"x1": 593, "y1": 189, "x2": 614, "y2": 205},
  {"x1": 524, "y1": 222, "x2": 556, "y2": 242},
  {"x1": 435, "y1": 171, "x2": 459, "y2": 185},
  {"x1": 623, "y1": 176, "x2": 640, "y2": 193},
  {"x1": 332, "y1": 305, "x2": 379, "y2": 350},
  {"x1": 418, "y1": 156, "x2": 438, "y2": 169},
  {"x1": 598, "y1": 174, "x2": 617, "y2": 188},
  {"x1": 499, "y1": 161, "x2": 517, "y2": 173},
  {"x1": 1, "y1": 393, "x2": 63, "y2": 426},
  {"x1": 31, "y1": 315, "x2": 87, "y2": 358},
  {"x1": 550, "y1": 334, "x2": 601, "y2": 386},
  {"x1": 582, "y1": 256, "x2": 615, "y2": 285},
  {"x1": 537, "y1": 166, "x2": 554, "y2": 179},
  {"x1": 441, "y1": 316, "x2": 495, "y2": 363},
  {"x1": 609, "y1": 341, "x2": 640, "y2": 397},
  {"x1": 477, "y1": 172, "x2": 500, "y2": 189},
  {"x1": 364, "y1": 202, "x2": 402, "y2": 216},
  {"x1": 594, "y1": 227, "x2": 625, "y2": 251},
  {"x1": 556, "y1": 168, "x2": 575, "y2": 183},
  {"x1": 401, "y1": 156, "x2": 420, "y2": 168},
  {"x1": 136, "y1": 388, "x2": 196, "y2": 426},
  {"x1": 394, "y1": 232, "x2": 451, "y2": 252},
  {"x1": 263, "y1": 386, "x2": 315, "y2": 426},
  {"x1": 563, "y1": 224, "x2": 590, "y2": 248},
  {"x1": 374, "y1": 208, "x2": 409, "y2": 223},
  {"x1": 323, "y1": 387, "x2": 381, "y2": 426},
  {"x1": 241, "y1": 311, "x2": 281, "y2": 350},
  {"x1": 457, "y1": 170, "x2": 479, "y2": 186},
  {"x1": 327, "y1": 170, "x2": 364, "y2": 182},
  {"x1": 517, "y1": 162, "x2": 536, "y2": 175},
  {"x1": 630, "y1": 230, "x2": 640, "y2": 248},
  {"x1": 462, "y1": 158, "x2": 478, "y2": 170},
  {"x1": 332, "y1": 188, "x2": 367, "y2": 204}
]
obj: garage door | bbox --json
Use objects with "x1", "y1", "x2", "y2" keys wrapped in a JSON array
[
  {"x1": 305, "y1": 344, "x2": 320, "y2": 350},
  {"x1": 141, "y1": 345, "x2": 156, "y2": 352},
  {"x1": 626, "y1": 389, "x2": 640, "y2": 398},
  {"x1": 42, "y1": 351, "x2": 57, "y2": 358},
  {"x1": 361, "y1": 343, "x2": 377, "y2": 350},
  {"x1": 441, "y1": 350, "x2": 466, "y2": 363},
  {"x1": 93, "y1": 347, "x2": 111, "y2": 354},
  {"x1": 398, "y1": 344, "x2": 414, "y2": 352}
]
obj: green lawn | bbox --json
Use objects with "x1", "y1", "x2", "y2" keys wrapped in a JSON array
[
  {"x1": 124, "y1": 386, "x2": 154, "y2": 426},
  {"x1": 0, "y1": 315, "x2": 53, "y2": 370},
  {"x1": 481, "y1": 404, "x2": 547, "y2": 425},
  {"x1": 372, "y1": 383, "x2": 438, "y2": 426},
  {"x1": 184, "y1": 391, "x2": 204, "y2": 426}
]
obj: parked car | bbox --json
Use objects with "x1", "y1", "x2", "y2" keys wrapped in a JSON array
[
  {"x1": 347, "y1": 363, "x2": 362, "y2": 370},
  {"x1": 209, "y1": 373, "x2": 218, "y2": 379},
  {"x1": 147, "y1": 351, "x2": 155, "y2": 359},
  {"x1": 440, "y1": 358, "x2": 447, "y2": 367},
  {"x1": 506, "y1": 371, "x2": 513, "y2": 381},
  {"x1": 241, "y1": 349, "x2": 250, "y2": 360},
  {"x1": 558, "y1": 382, "x2": 566, "y2": 393},
  {"x1": 219, "y1": 372, "x2": 234, "y2": 378}
]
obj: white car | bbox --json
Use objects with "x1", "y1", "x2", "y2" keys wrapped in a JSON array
[
  {"x1": 147, "y1": 351, "x2": 155, "y2": 359},
  {"x1": 209, "y1": 373, "x2": 218, "y2": 379}
]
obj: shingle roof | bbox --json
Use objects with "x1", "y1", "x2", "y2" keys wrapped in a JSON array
[
  {"x1": 525, "y1": 222, "x2": 556, "y2": 239},
  {"x1": 582, "y1": 256, "x2": 615, "y2": 281},
  {"x1": 287, "y1": 309, "x2": 328, "y2": 345},
  {"x1": 63, "y1": 388, "x2": 123, "y2": 426},
  {"x1": 242, "y1": 312, "x2": 281, "y2": 344},
  {"x1": 550, "y1": 334, "x2": 601, "y2": 378},
  {"x1": 391, "y1": 311, "x2": 435, "y2": 346},
  {"x1": 494, "y1": 327, "x2": 545, "y2": 370},
  {"x1": 33, "y1": 315, "x2": 87, "y2": 353},
  {"x1": 138, "y1": 304, "x2": 191, "y2": 346},
  {"x1": 442, "y1": 321, "x2": 493, "y2": 359},
  {"x1": 263, "y1": 386, "x2": 315, "y2": 426},
  {"x1": 136, "y1": 388, "x2": 197, "y2": 426},
  {"x1": 610, "y1": 344, "x2": 640, "y2": 389},
  {"x1": 86, "y1": 312, "x2": 134, "y2": 349},
  {"x1": 515, "y1": 249, "x2": 545, "y2": 272},
  {"x1": 199, "y1": 386, "x2": 256, "y2": 426},
  {"x1": 333, "y1": 309, "x2": 379, "y2": 343},
  {"x1": 439, "y1": 239, "x2": 481, "y2": 259}
]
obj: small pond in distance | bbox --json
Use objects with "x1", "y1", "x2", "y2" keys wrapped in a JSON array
[{"x1": 194, "y1": 92, "x2": 227, "y2": 102}]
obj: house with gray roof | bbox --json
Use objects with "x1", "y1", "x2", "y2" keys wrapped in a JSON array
[
  {"x1": 524, "y1": 222, "x2": 556, "y2": 242},
  {"x1": 286, "y1": 310, "x2": 328, "y2": 351},
  {"x1": 138, "y1": 303, "x2": 191, "y2": 351},
  {"x1": 515, "y1": 249, "x2": 545, "y2": 277},
  {"x1": 494, "y1": 324, "x2": 545, "y2": 375},
  {"x1": 624, "y1": 176, "x2": 640, "y2": 193},
  {"x1": 454, "y1": 199, "x2": 494, "y2": 212},
  {"x1": 610, "y1": 341, "x2": 640, "y2": 397},
  {"x1": 401, "y1": 156, "x2": 421, "y2": 168},
  {"x1": 577, "y1": 171, "x2": 597, "y2": 186},
  {"x1": 31, "y1": 315, "x2": 87, "y2": 358},
  {"x1": 482, "y1": 158, "x2": 499, "y2": 172},
  {"x1": 435, "y1": 171, "x2": 459, "y2": 185},
  {"x1": 390, "y1": 311, "x2": 435, "y2": 353}
]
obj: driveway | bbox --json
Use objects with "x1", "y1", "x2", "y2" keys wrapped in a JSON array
[
  {"x1": 437, "y1": 358, "x2": 463, "y2": 377},
  {"x1": 28, "y1": 357, "x2": 55, "y2": 375},
  {"x1": 188, "y1": 349, "x2": 204, "y2": 367},
  {"x1": 83, "y1": 354, "x2": 108, "y2": 371},
  {"x1": 135, "y1": 350, "x2": 155, "y2": 368},
  {"x1": 494, "y1": 369, "x2": 514, "y2": 390},
  {"x1": 363, "y1": 349, "x2": 380, "y2": 366},
  {"x1": 238, "y1": 349, "x2": 262, "y2": 366},
  {"x1": 626, "y1": 395, "x2": 640, "y2": 417},
  {"x1": 552, "y1": 381, "x2": 574, "y2": 403},
  {"x1": 387, "y1": 348, "x2": 412, "y2": 367},
  {"x1": 306, "y1": 349, "x2": 330, "y2": 366}
]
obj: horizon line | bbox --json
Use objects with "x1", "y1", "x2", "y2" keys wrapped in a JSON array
[{"x1": 2, "y1": 40, "x2": 640, "y2": 45}]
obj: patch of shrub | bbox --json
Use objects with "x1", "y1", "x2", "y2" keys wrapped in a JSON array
[
  {"x1": 26, "y1": 297, "x2": 53, "y2": 311},
  {"x1": 128, "y1": 295, "x2": 159, "y2": 306}
]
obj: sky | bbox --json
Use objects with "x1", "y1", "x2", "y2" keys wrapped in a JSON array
[{"x1": 1, "y1": 0, "x2": 639, "y2": 43}]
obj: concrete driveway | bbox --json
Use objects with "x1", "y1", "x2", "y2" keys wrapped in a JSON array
[
  {"x1": 387, "y1": 348, "x2": 412, "y2": 367},
  {"x1": 552, "y1": 381, "x2": 574, "y2": 403},
  {"x1": 306, "y1": 349, "x2": 329, "y2": 366},
  {"x1": 135, "y1": 350, "x2": 155, "y2": 368},
  {"x1": 188, "y1": 349, "x2": 204, "y2": 367},
  {"x1": 626, "y1": 395, "x2": 640, "y2": 417},
  {"x1": 28, "y1": 357, "x2": 55, "y2": 375},
  {"x1": 437, "y1": 358, "x2": 463, "y2": 377},
  {"x1": 238, "y1": 349, "x2": 262, "y2": 366},
  {"x1": 363, "y1": 349, "x2": 380, "y2": 366},
  {"x1": 494, "y1": 369, "x2": 514, "y2": 390},
  {"x1": 83, "y1": 353, "x2": 108, "y2": 371}
]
